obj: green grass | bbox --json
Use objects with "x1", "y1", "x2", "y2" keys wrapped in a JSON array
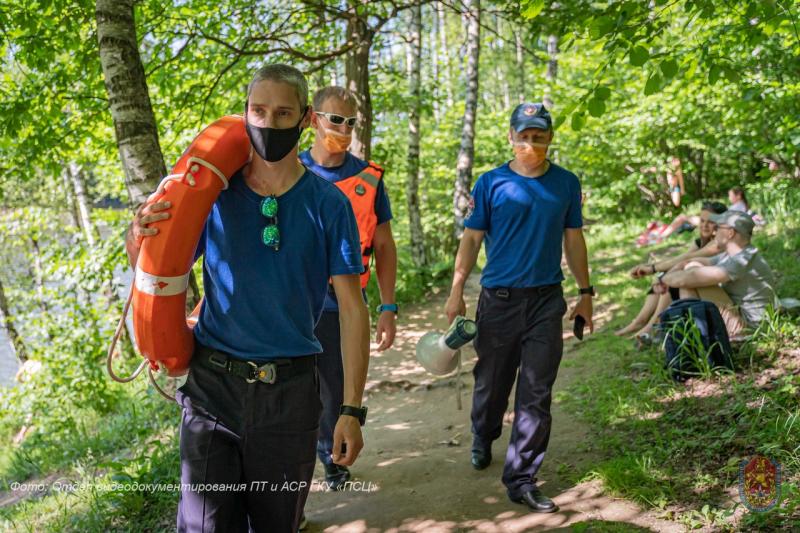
[
  {"x1": 2, "y1": 206, "x2": 799, "y2": 531},
  {"x1": 561, "y1": 217, "x2": 800, "y2": 530},
  {"x1": 0, "y1": 382, "x2": 181, "y2": 532}
]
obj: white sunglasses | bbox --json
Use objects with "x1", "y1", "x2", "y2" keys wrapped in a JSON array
[{"x1": 316, "y1": 111, "x2": 357, "y2": 127}]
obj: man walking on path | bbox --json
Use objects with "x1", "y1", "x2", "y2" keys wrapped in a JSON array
[
  {"x1": 299, "y1": 86, "x2": 398, "y2": 491},
  {"x1": 445, "y1": 103, "x2": 594, "y2": 514},
  {"x1": 126, "y1": 64, "x2": 370, "y2": 532}
]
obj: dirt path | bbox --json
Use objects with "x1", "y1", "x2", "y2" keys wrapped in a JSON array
[{"x1": 303, "y1": 275, "x2": 684, "y2": 532}]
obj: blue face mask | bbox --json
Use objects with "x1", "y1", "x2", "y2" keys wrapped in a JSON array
[{"x1": 245, "y1": 105, "x2": 308, "y2": 162}]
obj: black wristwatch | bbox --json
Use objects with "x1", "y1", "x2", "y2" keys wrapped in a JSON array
[
  {"x1": 578, "y1": 286, "x2": 595, "y2": 297},
  {"x1": 340, "y1": 405, "x2": 368, "y2": 426}
]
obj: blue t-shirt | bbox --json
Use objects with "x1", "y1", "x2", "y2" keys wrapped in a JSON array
[
  {"x1": 464, "y1": 161, "x2": 583, "y2": 288},
  {"x1": 192, "y1": 168, "x2": 363, "y2": 361},
  {"x1": 299, "y1": 150, "x2": 393, "y2": 311}
]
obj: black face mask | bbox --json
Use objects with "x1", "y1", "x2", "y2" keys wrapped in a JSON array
[{"x1": 245, "y1": 105, "x2": 308, "y2": 162}]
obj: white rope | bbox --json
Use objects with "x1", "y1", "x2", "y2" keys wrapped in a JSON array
[
  {"x1": 148, "y1": 366, "x2": 177, "y2": 402},
  {"x1": 187, "y1": 156, "x2": 229, "y2": 190},
  {"x1": 106, "y1": 272, "x2": 148, "y2": 383},
  {"x1": 107, "y1": 267, "x2": 183, "y2": 402}
]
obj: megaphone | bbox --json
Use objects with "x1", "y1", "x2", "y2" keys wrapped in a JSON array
[{"x1": 416, "y1": 316, "x2": 478, "y2": 375}]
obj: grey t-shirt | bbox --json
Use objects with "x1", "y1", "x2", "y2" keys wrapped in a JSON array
[{"x1": 710, "y1": 245, "x2": 777, "y2": 326}]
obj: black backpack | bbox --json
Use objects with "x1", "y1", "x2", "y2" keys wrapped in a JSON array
[{"x1": 657, "y1": 298, "x2": 734, "y2": 381}]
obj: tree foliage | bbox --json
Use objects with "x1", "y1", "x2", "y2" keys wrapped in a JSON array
[{"x1": 0, "y1": 2, "x2": 798, "y2": 527}]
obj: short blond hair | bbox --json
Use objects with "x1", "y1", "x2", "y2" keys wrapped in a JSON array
[
  {"x1": 247, "y1": 64, "x2": 308, "y2": 109},
  {"x1": 312, "y1": 86, "x2": 357, "y2": 111}
]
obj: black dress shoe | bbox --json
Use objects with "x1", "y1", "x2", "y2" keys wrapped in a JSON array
[
  {"x1": 471, "y1": 447, "x2": 492, "y2": 470},
  {"x1": 510, "y1": 487, "x2": 559, "y2": 513},
  {"x1": 324, "y1": 463, "x2": 351, "y2": 491}
]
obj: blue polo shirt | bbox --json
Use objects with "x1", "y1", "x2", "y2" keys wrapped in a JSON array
[
  {"x1": 299, "y1": 150, "x2": 393, "y2": 311},
  {"x1": 192, "y1": 168, "x2": 362, "y2": 361},
  {"x1": 464, "y1": 161, "x2": 583, "y2": 288}
]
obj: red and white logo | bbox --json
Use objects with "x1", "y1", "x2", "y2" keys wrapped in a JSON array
[
  {"x1": 466, "y1": 196, "x2": 475, "y2": 218},
  {"x1": 524, "y1": 106, "x2": 537, "y2": 116}
]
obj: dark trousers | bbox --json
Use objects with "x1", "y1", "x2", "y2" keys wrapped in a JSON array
[
  {"x1": 175, "y1": 343, "x2": 321, "y2": 533},
  {"x1": 471, "y1": 285, "x2": 567, "y2": 499},
  {"x1": 313, "y1": 311, "x2": 344, "y2": 467}
]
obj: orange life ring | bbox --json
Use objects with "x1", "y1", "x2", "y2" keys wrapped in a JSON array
[{"x1": 110, "y1": 115, "x2": 250, "y2": 381}]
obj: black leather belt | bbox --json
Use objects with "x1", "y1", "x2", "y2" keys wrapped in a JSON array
[
  {"x1": 198, "y1": 350, "x2": 316, "y2": 384},
  {"x1": 486, "y1": 284, "x2": 561, "y2": 300}
]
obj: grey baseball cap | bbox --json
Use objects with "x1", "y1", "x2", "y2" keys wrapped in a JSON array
[
  {"x1": 710, "y1": 210, "x2": 755, "y2": 236},
  {"x1": 510, "y1": 103, "x2": 552, "y2": 132}
]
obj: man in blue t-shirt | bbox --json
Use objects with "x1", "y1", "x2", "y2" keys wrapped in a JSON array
[
  {"x1": 126, "y1": 65, "x2": 370, "y2": 533},
  {"x1": 445, "y1": 103, "x2": 594, "y2": 514},
  {"x1": 298, "y1": 86, "x2": 397, "y2": 491}
]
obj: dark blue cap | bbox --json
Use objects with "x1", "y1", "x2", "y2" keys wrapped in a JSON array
[{"x1": 510, "y1": 103, "x2": 552, "y2": 132}]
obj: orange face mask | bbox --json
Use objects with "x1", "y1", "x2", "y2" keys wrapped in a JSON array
[
  {"x1": 320, "y1": 127, "x2": 352, "y2": 153},
  {"x1": 512, "y1": 142, "x2": 548, "y2": 168}
]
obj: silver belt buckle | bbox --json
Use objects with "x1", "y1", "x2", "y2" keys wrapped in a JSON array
[{"x1": 246, "y1": 361, "x2": 277, "y2": 384}]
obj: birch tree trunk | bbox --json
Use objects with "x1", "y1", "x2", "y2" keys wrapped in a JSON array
[
  {"x1": 544, "y1": 34, "x2": 558, "y2": 109},
  {"x1": 96, "y1": 0, "x2": 167, "y2": 208},
  {"x1": 96, "y1": 0, "x2": 199, "y2": 312},
  {"x1": 495, "y1": 16, "x2": 510, "y2": 110},
  {"x1": 430, "y1": 5, "x2": 440, "y2": 123},
  {"x1": 28, "y1": 238, "x2": 51, "y2": 317},
  {"x1": 68, "y1": 163, "x2": 96, "y2": 247},
  {"x1": 453, "y1": 0, "x2": 481, "y2": 240},
  {"x1": 405, "y1": 3, "x2": 427, "y2": 267},
  {"x1": 0, "y1": 276, "x2": 27, "y2": 363},
  {"x1": 62, "y1": 166, "x2": 82, "y2": 229},
  {"x1": 437, "y1": 2, "x2": 454, "y2": 109},
  {"x1": 515, "y1": 30, "x2": 526, "y2": 103}
]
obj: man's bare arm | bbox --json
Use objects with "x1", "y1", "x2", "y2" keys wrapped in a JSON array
[
  {"x1": 445, "y1": 228, "x2": 485, "y2": 323},
  {"x1": 662, "y1": 265, "x2": 729, "y2": 288}
]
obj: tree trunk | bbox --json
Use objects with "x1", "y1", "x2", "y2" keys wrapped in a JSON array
[
  {"x1": 62, "y1": 166, "x2": 82, "y2": 229},
  {"x1": 406, "y1": 2, "x2": 427, "y2": 267},
  {"x1": 0, "y1": 276, "x2": 27, "y2": 363},
  {"x1": 544, "y1": 34, "x2": 558, "y2": 109},
  {"x1": 436, "y1": 2, "x2": 454, "y2": 109},
  {"x1": 495, "y1": 16, "x2": 510, "y2": 111},
  {"x1": 515, "y1": 30, "x2": 526, "y2": 103},
  {"x1": 430, "y1": 5, "x2": 440, "y2": 123},
  {"x1": 696, "y1": 149, "x2": 706, "y2": 197},
  {"x1": 96, "y1": 0, "x2": 200, "y2": 321},
  {"x1": 96, "y1": 0, "x2": 167, "y2": 208},
  {"x1": 68, "y1": 163, "x2": 97, "y2": 247},
  {"x1": 345, "y1": 6, "x2": 374, "y2": 161},
  {"x1": 28, "y1": 238, "x2": 51, "y2": 316},
  {"x1": 453, "y1": 0, "x2": 481, "y2": 240}
]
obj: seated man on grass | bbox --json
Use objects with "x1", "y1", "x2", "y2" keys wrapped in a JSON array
[
  {"x1": 618, "y1": 201, "x2": 727, "y2": 338},
  {"x1": 654, "y1": 211, "x2": 777, "y2": 338}
]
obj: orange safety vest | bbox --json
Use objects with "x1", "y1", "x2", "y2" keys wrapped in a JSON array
[{"x1": 334, "y1": 161, "x2": 383, "y2": 288}]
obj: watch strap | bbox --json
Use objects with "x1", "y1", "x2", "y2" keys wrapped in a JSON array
[
  {"x1": 340, "y1": 405, "x2": 368, "y2": 426},
  {"x1": 377, "y1": 303, "x2": 398, "y2": 314}
]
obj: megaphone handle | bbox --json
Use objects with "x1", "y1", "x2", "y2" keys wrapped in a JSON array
[{"x1": 455, "y1": 349, "x2": 462, "y2": 411}]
